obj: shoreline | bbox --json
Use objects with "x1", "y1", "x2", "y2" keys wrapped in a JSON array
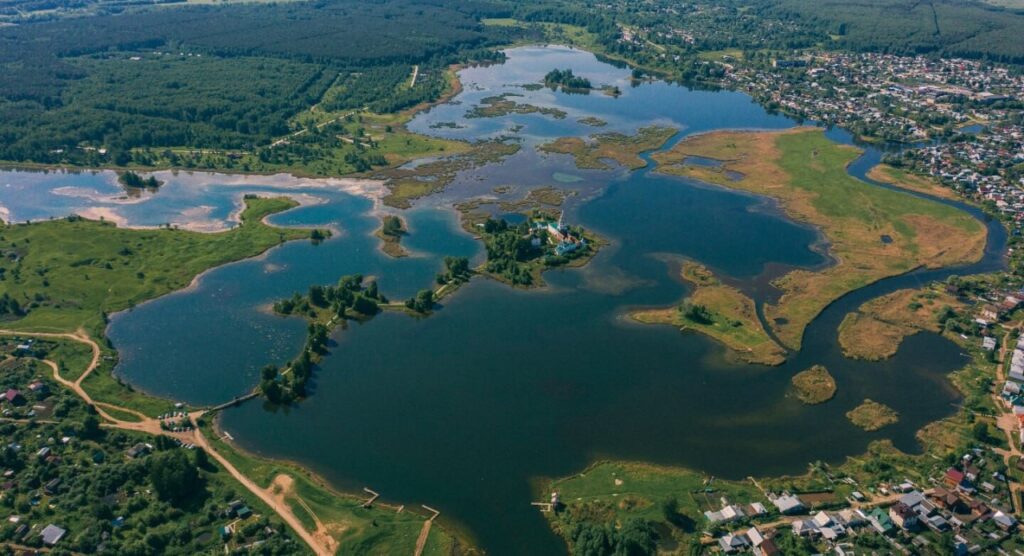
[{"x1": 207, "y1": 412, "x2": 482, "y2": 550}]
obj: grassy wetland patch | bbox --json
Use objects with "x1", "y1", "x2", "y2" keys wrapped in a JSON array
[
  {"x1": 630, "y1": 262, "x2": 786, "y2": 366},
  {"x1": 790, "y1": 365, "x2": 837, "y2": 404},
  {"x1": 466, "y1": 93, "x2": 568, "y2": 120},
  {"x1": 847, "y1": 399, "x2": 900, "y2": 431},
  {"x1": 838, "y1": 287, "x2": 966, "y2": 360},
  {"x1": 653, "y1": 128, "x2": 986, "y2": 350},
  {"x1": 377, "y1": 140, "x2": 521, "y2": 208},
  {"x1": 540, "y1": 125, "x2": 677, "y2": 170}
]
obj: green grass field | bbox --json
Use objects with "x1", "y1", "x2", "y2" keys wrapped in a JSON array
[{"x1": 0, "y1": 196, "x2": 311, "y2": 336}]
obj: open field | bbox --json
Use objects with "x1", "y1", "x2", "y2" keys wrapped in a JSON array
[
  {"x1": 630, "y1": 262, "x2": 786, "y2": 365},
  {"x1": 653, "y1": 128, "x2": 986, "y2": 350},
  {"x1": 540, "y1": 126, "x2": 677, "y2": 171},
  {"x1": 547, "y1": 460, "x2": 762, "y2": 552},
  {"x1": 0, "y1": 196, "x2": 313, "y2": 336},
  {"x1": 697, "y1": 48, "x2": 744, "y2": 62},
  {"x1": 790, "y1": 365, "x2": 837, "y2": 404},
  {"x1": 846, "y1": 399, "x2": 900, "y2": 431},
  {"x1": 838, "y1": 287, "x2": 966, "y2": 360}
]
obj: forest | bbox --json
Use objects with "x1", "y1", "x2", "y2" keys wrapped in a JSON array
[
  {"x1": 0, "y1": 0, "x2": 519, "y2": 165},
  {"x1": 764, "y1": 0, "x2": 1024, "y2": 63},
  {"x1": 1, "y1": 0, "x2": 1023, "y2": 168}
]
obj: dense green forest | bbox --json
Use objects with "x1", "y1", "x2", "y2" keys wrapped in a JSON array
[
  {"x1": 0, "y1": 0, "x2": 519, "y2": 165},
  {"x1": 765, "y1": 0, "x2": 1024, "y2": 63},
  {"x1": 0, "y1": 0, "x2": 1022, "y2": 168}
]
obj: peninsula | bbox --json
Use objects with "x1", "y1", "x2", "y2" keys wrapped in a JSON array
[{"x1": 653, "y1": 127, "x2": 986, "y2": 351}]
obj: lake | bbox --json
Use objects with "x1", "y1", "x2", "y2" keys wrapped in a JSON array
[{"x1": 0, "y1": 46, "x2": 1006, "y2": 554}]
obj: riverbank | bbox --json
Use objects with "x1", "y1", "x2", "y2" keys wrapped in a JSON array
[{"x1": 203, "y1": 416, "x2": 473, "y2": 555}]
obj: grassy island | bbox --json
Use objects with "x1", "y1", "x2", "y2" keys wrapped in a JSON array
[
  {"x1": 118, "y1": 170, "x2": 162, "y2": 189},
  {"x1": 790, "y1": 365, "x2": 837, "y2": 404},
  {"x1": 847, "y1": 399, "x2": 900, "y2": 431},
  {"x1": 653, "y1": 128, "x2": 986, "y2": 350},
  {"x1": 466, "y1": 93, "x2": 568, "y2": 120},
  {"x1": 543, "y1": 68, "x2": 592, "y2": 92},
  {"x1": 838, "y1": 287, "x2": 966, "y2": 360},
  {"x1": 630, "y1": 262, "x2": 786, "y2": 366},
  {"x1": 578, "y1": 116, "x2": 608, "y2": 127},
  {"x1": 375, "y1": 215, "x2": 409, "y2": 258},
  {"x1": 540, "y1": 125, "x2": 677, "y2": 170}
]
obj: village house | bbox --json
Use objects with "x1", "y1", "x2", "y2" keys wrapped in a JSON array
[
  {"x1": 718, "y1": 531, "x2": 749, "y2": 553},
  {"x1": 39, "y1": 524, "x2": 65, "y2": 546},
  {"x1": 993, "y1": 510, "x2": 1017, "y2": 531},
  {"x1": 27, "y1": 381, "x2": 48, "y2": 397},
  {"x1": 704, "y1": 501, "x2": 745, "y2": 524},
  {"x1": 125, "y1": 442, "x2": 151, "y2": 459},
  {"x1": 718, "y1": 526, "x2": 776, "y2": 555},
  {"x1": 945, "y1": 468, "x2": 968, "y2": 490},
  {"x1": 4, "y1": 389, "x2": 24, "y2": 406},
  {"x1": 771, "y1": 493, "x2": 805, "y2": 515},
  {"x1": 929, "y1": 487, "x2": 967, "y2": 514},
  {"x1": 868, "y1": 508, "x2": 895, "y2": 535},
  {"x1": 979, "y1": 305, "x2": 1001, "y2": 321},
  {"x1": 889, "y1": 503, "x2": 920, "y2": 530}
]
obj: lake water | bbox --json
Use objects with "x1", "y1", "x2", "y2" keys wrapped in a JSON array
[{"x1": 0, "y1": 46, "x2": 1006, "y2": 554}]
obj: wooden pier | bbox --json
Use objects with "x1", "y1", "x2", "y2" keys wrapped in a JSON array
[
  {"x1": 413, "y1": 505, "x2": 440, "y2": 556},
  {"x1": 361, "y1": 487, "x2": 380, "y2": 508}
]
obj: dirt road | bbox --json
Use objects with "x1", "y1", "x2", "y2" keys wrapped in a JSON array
[{"x1": 0, "y1": 329, "x2": 335, "y2": 555}]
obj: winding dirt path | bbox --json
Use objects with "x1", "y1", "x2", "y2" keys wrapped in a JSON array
[
  {"x1": 270, "y1": 474, "x2": 339, "y2": 555},
  {"x1": 0, "y1": 329, "x2": 335, "y2": 555},
  {"x1": 990, "y1": 327, "x2": 1024, "y2": 513},
  {"x1": 191, "y1": 430, "x2": 334, "y2": 555}
]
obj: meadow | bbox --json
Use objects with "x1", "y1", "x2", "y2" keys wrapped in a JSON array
[
  {"x1": 0, "y1": 196, "x2": 312, "y2": 336},
  {"x1": 654, "y1": 127, "x2": 986, "y2": 350}
]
